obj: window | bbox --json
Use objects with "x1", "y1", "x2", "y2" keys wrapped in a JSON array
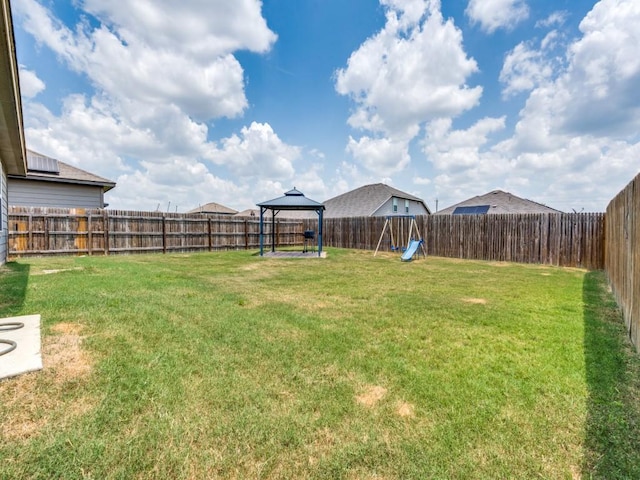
[
  {"x1": 392, "y1": 197, "x2": 398, "y2": 212},
  {"x1": 405, "y1": 199, "x2": 409, "y2": 213}
]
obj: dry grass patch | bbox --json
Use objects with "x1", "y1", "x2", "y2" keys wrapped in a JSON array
[
  {"x1": 356, "y1": 385, "x2": 387, "y2": 408},
  {"x1": 240, "y1": 288, "x2": 339, "y2": 313},
  {"x1": 487, "y1": 262, "x2": 511, "y2": 267},
  {"x1": 32, "y1": 267, "x2": 85, "y2": 276},
  {"x1": 396, "y1": 401, "x2": 415, "y2": 418},
  {"x1": 462, "y1": 297, "x2": 487, "y2": 304},
  {"x1": 0, "y1": 322, "x2": 95, "y2": 441},
  {"x1": 306, "y1": 427, "x2": 339, "y2": 466},
  {"x1": 261, "y1": 326, "x2": 308, "y2": 344},
  {"x1": 46, "y1": 322, "x2": 92, "y2": 383},
  {"x1": 0, "y1": 373, "x2": 51, "y2": 441}
]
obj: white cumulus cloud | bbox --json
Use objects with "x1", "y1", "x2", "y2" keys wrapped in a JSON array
[
  {"x1": 206, "y1": 122, "x2": 300, "y2": 180},
  {"x1": 14, "y1": 0, "x2": 272, "y2": 121},
  {"x1": 499, "y1": 35, "x2": 559, "y2": 98},
  {"x1": 346, "y1": 136, "x2": 411, "y2": 172},
  {"x1": 336, "y1": 0, "x2": 481, "y2": 175},
  {"x1": 18, "y1": 66, "x2": 45, "y2": 98},
  {"x1": 12, "y1": 0, "x2": 304, "y2": 212},
  {"x1": 80, "y1": 0, "x2": 276, "y2": 59},
  {"x1": 424, "y1": 116, "x2": 506, "y2": 171},
  {"x1": 428, "y1": 0, "x2": 640, "y2": 213},
  {"x1": 466, "y1": 0, "x2": 529, "y2": 34}
]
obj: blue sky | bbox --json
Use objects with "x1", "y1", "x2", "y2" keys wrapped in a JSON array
[{"x1": 11, "y1": 0, "x2": 640, "y2": 212}]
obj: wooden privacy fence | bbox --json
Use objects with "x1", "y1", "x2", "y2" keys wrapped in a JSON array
[
  {"x1": 306, "y1": 212, "x2": 604, "y2": 269},
  {"x1": 605, "y1": 172, "x2": 640, "y2": 350},
  {"x1": 9, "y1": 207, "x2": 604, "y2": 269},
  {"x1": 8, "y1": 207, "x2": 304, "y2": 256}
]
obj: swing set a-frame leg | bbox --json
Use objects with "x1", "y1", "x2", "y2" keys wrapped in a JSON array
[
  {"x1": 374, "y1": 218, "x2": 391, "y2": 256},
  {"x1": 409, "y1": 218, "x2": 427, "y2": 258}
]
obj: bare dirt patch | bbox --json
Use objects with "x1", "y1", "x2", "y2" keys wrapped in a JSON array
[
  {"x1": 356, "y1": 385, "x2": 387, "y2": 407},
  {"x1": 462, "y1": 298, "x2": 487, "y2": 305}
]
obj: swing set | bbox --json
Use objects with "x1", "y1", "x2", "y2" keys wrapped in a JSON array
[{"x1": 373, "y1": 215, "x2": 427, "y2": 261}]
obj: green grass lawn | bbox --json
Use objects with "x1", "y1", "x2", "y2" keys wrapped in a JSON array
[{"x1": 1, "y1": 249, "x2": 639, "y2": 479}]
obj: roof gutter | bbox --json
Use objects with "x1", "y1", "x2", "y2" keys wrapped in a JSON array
[
  {"x1": 0, "y1": 0, "x2": 26, "y2": 176},
  {"x1": 7, "y1": 172, "x2": 117, "y2": 192}
]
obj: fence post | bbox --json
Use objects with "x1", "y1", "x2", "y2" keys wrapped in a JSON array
[
  {"x1": 208, "y1": 218, "x2": 212, "y2": 252},
  {"x1": 27, "y1": 213, "x2": 33, "y2": 253},
  {"x1": 88, "y1": 212, "x2": 93, "y2": 256},
  {"x1": 162, "y1": 216, "x2": 167, "y2": 254},
  {"x1": 103, "y1": 210, "x2": 110, "y2": 255},
  {"x1": 44, "y1": 215, "x2": 50, "y2": 252}
]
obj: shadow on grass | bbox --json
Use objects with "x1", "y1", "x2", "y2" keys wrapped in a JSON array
[
  {"x1": 0, "y1": 261, "x2": 30, "y2": 316},
  {"x1": 583, "y1": 270, "x2": 640, "y2": 479}
]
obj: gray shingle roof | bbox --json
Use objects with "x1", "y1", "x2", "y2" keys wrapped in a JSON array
[
  {"x1": 187, "y1": 202, "x2": 238, "y2": 215},
  {"x1": 19, "y1": 150, "x2": 116, "y2": 191},
  {"x1": 435, "y1": 190, "x2": 562, "y2": 215},
  {"x1": 323, "y1": 183, "x2": 430, "y2": 218}
]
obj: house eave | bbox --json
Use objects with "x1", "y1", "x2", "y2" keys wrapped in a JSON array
[
  {"x1": 0, "y1": 0, "x2": 27, "y2": 176},
  {"x1": 8, "y1": 173, "x2": 116, "y2": 192}
]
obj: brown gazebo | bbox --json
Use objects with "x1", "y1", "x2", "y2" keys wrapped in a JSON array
[{"x1": 257, "y1": 187, "x2": 325, "y2": 257}]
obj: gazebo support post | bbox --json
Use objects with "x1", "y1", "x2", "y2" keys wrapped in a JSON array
[
  {"x1": 271, "y1": 210, "x2": 278, "y2": 252},
  {"x1": 318, "y1": 208, "x2": 323, "y2": 257},
  {"x1": 259, "y1": 207, "x2": 265, "y2": 256}
]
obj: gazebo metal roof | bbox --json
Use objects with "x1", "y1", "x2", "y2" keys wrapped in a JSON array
[
  {"x1": 257, "y1": 187, "x2": 325, "y2": 256},
  {"x1": 257, "y1": 187, "x2": 325, "y2": 210}
]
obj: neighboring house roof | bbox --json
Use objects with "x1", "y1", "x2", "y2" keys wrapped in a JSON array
[
  {"x1": 0, "y1": 0, "x2": 27, "y2": 176},
  {"x1": 187, "y1": 202, "x2": 238, "y2": 215},
  {"x1": 235, "y1": 209, "x2": 285, "y2": 219},
  {"x1": 235, "y1": 208, "x2": 284, "y2": 218},
  {"x1": 234, "y1": 208, "x2": 259, "y2": 217},
  {"x1": 323, "y1": 183, "x2": 431, "y2": 217},
  {"x1": 435, "y1": 190, "x2": 562, "y2": 215},
  {"x1": 9, "y1": 150, "x2": 116, "y2": 191}
]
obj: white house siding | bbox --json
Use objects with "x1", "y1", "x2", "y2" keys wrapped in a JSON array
[
  {"x1": 373, "y1": 197, "x2": 429, "y2": 217},
  {"x1": 1, "y1": 162, "x2": 7, "y2": 264},
  {"x1": 8, "y1": 180, "x2": 104, "y2": 208}
]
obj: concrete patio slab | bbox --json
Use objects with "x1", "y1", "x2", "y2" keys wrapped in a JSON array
[
  {"x1": 262, "y1": 251, "x2": 327, "y2": 258},
  {"x1": 0, "y1": 315, "x2": 42, "y2": 380}
]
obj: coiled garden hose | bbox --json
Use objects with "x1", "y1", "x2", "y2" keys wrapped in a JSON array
[{"x1": 0, "y1": 322, "x2": 24, "y2": 356}]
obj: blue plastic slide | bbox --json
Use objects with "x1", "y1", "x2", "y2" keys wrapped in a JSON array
[{"x1": 401, "y1": 239, "x2": 423, "y2": 261}]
